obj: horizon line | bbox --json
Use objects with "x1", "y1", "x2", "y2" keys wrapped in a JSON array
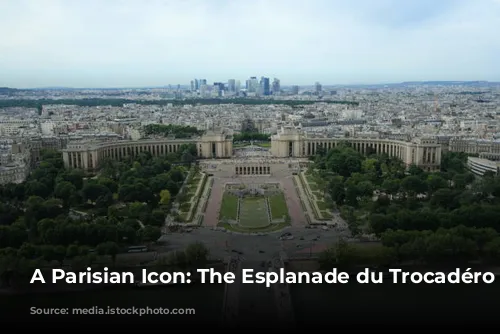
[{"x1": 3, "y1": 80, "x2": 499, "y2": 90}]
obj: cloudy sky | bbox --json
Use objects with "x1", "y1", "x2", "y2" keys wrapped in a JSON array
[{"x1": 1, "y1": 0, "x2": 499, "y2": 88}]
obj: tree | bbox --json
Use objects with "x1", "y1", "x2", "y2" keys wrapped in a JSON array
[
  {"x1": 141, "y1": 226, "x2": 161, "y2": 242},
  {"x1": 149, "y1": 209, "x2": 166, "y2": 226},
  {"x1": 333, "y1": 239, "x2": 357, "y2": 269},
  {"x1": 26, "y1": 181, "x2": 51, "y2": 199},
  {"x1": 452, "y1": 173, "x2": 469, "y2": 190},
  {"x1": 430, "y1": 188, "x2": 457, "y2": 209},
  {"x1": 106, "y1": 242, "x2": 120, "y2": 264},
  {"x1": 66, "y1": 244, "x2": 80, "y2": 259},
  {"x1": 96, "y1": 241, "x2": 120, "y2": 264},
  {"x1": 381, "y1": 178, "x2": 400, "y2": 196},
  {"x1": 128, "y1": 202, "x2": 148, "y2": 219},
  {"x1": 82, "y1": 183, "x2": 109, "y2": 202},
  {"x1": 484, "y1": 238, "x2": 500, "y2": 263},
  {"x1": 408, "y1": 164, "x2": 424, "y2": 176},
  {"x1": 401, "y1": 176, "x2": 427, "y2": 197},
  {"x1": 97, "y1": 177, "x2": 118, "y2": 193},
  {"x1": 53, "y1": 245, "x2": 67, "y2": 265},
  {"x1": 426, "y1": 174, "x2": 447, "y2": 194},
  {"x1": 57, "y1": 170, "x2": 84, "y2": 190},
  {"x1": 95, "y1": 192, "x2": 113, "y2": 208},
  {"x1": 160, "y1": 189, "x2": 171, "y2": 205},
  {"x1": 185, "y1": 242, "x2": 209, "y2": 266},
  {"x1": 54, "y1": 181, "x2": 76, "y2": 208},
  {"x1": 357, "y1": 181, "x2": 374, "y2": 198},
  {"x1": 345, "y1": 184, "x2": 360, "y2": 207}
]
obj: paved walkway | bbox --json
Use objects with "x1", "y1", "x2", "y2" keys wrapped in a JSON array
[
  {"x1": 293, "y1": 175, "x2": 320, "y2": 223},
  {"x1": 282, "y1": 176, "x2": 307, "y2": 227},
  {"x1": 204, "y1": 179, "x2": 223, "y2": 227}
]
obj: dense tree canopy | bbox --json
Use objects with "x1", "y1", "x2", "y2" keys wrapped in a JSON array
[
  {"x1": 312, "y1": 147, "x2": 500, "y2": 265},
  {"x1": 0, "y1": 147, "x2": 192, "y2": 281}
]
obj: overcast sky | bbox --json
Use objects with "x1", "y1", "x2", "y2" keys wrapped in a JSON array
[{"x1": 1, "y1": 0, "x2": 499, "y2": 88}]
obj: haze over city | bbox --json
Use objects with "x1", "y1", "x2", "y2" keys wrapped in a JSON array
[{"x1": 1, "y1": 0, "x2": 500, "y2": 88}]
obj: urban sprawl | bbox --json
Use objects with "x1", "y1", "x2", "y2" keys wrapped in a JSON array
[{"x1": 1, "y1": 79, "x2": 500, "y2": 294}]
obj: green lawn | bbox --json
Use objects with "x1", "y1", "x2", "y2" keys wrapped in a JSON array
[
  {"x1": 268, "y1": 193, "x2": 289, "y2": 220},
  {"x1": 220, "y1": 193, "x2": 239, "y2": 220},
  {"x1": 303, "y1": 174, "x2": 319, "y2": 191},
  {"x1": 306, "y1": 174, "x2": 316, "y2": 184},
  {"x1": 221, "y1": 222, "x2": 288, "y2": 233},
  {"x1": 255, "y1": 142, "x2": 271, "y2": 148},
  {"x1": 239, "y1": 197, "x2": 269, "y2": 228},
  {"x1": 321, "y1": 211, "x2": 332, "y2": 219},
  {"x1": 316, "y1": 200, "x2": 330, "y2": 211}
]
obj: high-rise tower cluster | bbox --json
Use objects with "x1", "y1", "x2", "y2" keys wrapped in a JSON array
[{"x1": 188, "y1": 76, "x2": 326, "y2": 96}]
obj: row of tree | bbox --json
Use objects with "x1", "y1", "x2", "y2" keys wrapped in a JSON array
[
  {"x1": 320, "y1": 226, "x2": 500, "y2": 269},
  {"x1": 142, "y1": 124, "x2": 203, "y2": 138},
  {"x1": 233, "y1": 132, "x2": 271, "y2": 142}
]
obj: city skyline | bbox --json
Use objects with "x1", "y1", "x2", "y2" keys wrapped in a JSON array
[{"x1": 1, "y1": 0, "x2": 500, "y2": 88}]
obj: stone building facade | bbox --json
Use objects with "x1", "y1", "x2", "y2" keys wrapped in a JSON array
[
  {"x1": 62, "y1": 129, "x2": 233, "y2": 171},
  {"x1": 271, "y1": 127, "x2": 442, "y2": 171},
  {"x1": 449, "y1": 138, "x2": 500, "y2": 158},
  {"x1": 62, "y1": 126, "x2": 442, "y2": 172}
]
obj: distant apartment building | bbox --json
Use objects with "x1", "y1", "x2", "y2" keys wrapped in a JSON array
[
  {"x1": 449, "y1": 138, "x2": 500, "y2": 156},
  {"x1": 0, "y1": 164, "x2": 29, "y2": 185},
  {"x1": 291, "y1": 85, "x2": 299, "y2": 95},
  {"x1": 0, "y1": 141, "x2": 31, "y2": 184}
]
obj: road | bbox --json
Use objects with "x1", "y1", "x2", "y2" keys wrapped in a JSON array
[
  {"x1": 237, "y1": 260, "x2": 277, "y2": 323},
  {"x1": 159, "y1": 226, "x2": 351, "y2": 261}
]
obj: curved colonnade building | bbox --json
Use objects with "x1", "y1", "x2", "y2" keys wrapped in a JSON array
[
  {"x1": 62, "y1": 129, "x2": 233, "y2": 172},
  {"x1": 271, "y1": 127, "x2": 441, "y2": 171},
  {"x1": 62, "y1": 127, "x2": 442, "y2": 172}
]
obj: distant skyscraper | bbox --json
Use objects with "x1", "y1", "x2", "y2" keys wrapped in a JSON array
[
  {"x1": 260, "y1": 77, "x2": 270, "y2": 96},
  {"x1": 199, "y1": 79, "x2": 207, "y2": 86},
  {"x1": 315, "y1": 82, "x2": 322, "y2": 94},
  {"x1": 200, "y1": 84, "x2": 208, "y2": 96},
  {"x1": 190, "y1": 80, "x2": 195, "y2": 91},
  {"x1": 235, "y1": 80, "x2": 241, "y2": 92},
  {"x1": 272, "y1": 78, "x2": 280, "y2": 95},
  {"x1": 247, "y1": 77, "x2": 259, "y2": 93},
  {"x1": 194, "y1": 79, "x2": 199, "y2": 90},
  {"x1": 213, "y1": 82, "x2": 225, "y2": 97},
  {"x1": 291, "y1": 85, "x2": 299, "y2": 95},
  {"x1": 227, "y1": 79, "x2": 236, "y2": 93}
]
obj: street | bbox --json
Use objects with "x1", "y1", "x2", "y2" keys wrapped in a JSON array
[{"x1": 159, "y1": 226, "x2": 351, "y2": 261}]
